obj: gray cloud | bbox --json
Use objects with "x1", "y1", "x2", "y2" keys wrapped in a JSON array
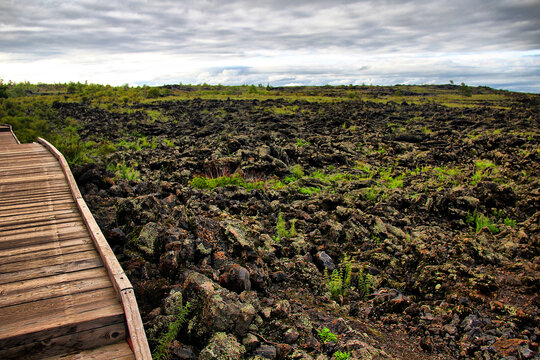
[{"x1": 0, "y1": 0, "x2": 538, "y2": 92}]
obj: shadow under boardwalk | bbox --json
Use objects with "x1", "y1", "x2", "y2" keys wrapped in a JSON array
[{"x1": 0, "y1": 125, "x2": 150, "y2": 359}]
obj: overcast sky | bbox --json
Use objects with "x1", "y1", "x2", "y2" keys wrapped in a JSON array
[{"x1": 1, "y1": 0, "x2": 539, "y2": 92}]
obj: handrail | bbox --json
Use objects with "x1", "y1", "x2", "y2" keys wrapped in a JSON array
[
  {"x1": 0, "y1": 124, "x2": 21, "y2": 144},
  {"x1": 37, "y1": 137, "x2": 151, "y2": 360}
]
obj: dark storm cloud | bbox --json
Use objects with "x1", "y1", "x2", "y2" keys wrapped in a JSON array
[{"x1": 1, "y1": 0, "x2": 538, "y2": 91}]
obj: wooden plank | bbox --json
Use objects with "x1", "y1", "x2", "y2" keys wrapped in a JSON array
[
  {"x1": 0, "y1": 168, "x2": 63, "y2": 179},
  {"x1": 0, "y1": 323, "x2": 128, "y2": 360},
  {"x1": 0, "y1": 236, "x2": 91, "y2": 260},
  {"x1": 0, "y1": 226, "x2": 88, "y2": 248},
  {"x1": 0, "y1": 187, "x2": 71, "y2": 197},
  {"x1": 0, "y1": 144, "x2": 47, "y2": 151},
  {"x1": 0, "y1": 179, "x2": 68, "y2": 192},
  {"x1": 0, "y1": 154, "x2": 53, "y2": 162},
  {"x1": 0, "y1": 240, "x2": 94, "y2": 266},
  {"x1": 42, "y1": 341, "x2": 135, "y2": 360},
  {"x1": 0, "y1": 267, "x2": 108, "y2": 297},
  {"x1": 0, "y1": 300, "x2": 124, "y2": 349},
  {"x1": 0, "y1": 249, "x2": 99, "y2": 274},
  {"x1": 0, "y1": 214, "x2": 82, "y2": 232},
  {"x1": 0, "y1": 160, "x2": 55, "y2": 168},
  {"x1": 0, "y1": 271, "x2": 113, "y2": 308},
  {"x1": 0, "y1": 183, "x2": 69, "y2": 193},
  {"x1": 0, "y1": 156, "x2": 54, "y2": 165},
  {"x1": 0, "y1": 175, "x2": 65, "y2": 184},
  {"x1": 0, "y1": 158, "x2": 58, "y2": 167},
  {"x1": 0, "y1": 287, "x2": 119, "y2": 331},
  {"x1": 0, "y1": 161, "x2": 59, "y2": 172},
  {"x1": 0, "y1": 221, "x2": 86, "y2": 240},
  {"x1": 0, "y1": 216, "x2": 81, "y2": 230},
  {"x1": 0, "y1": 199, "x2": 75, "y2": 215},
  {"x1": 0, "y1": 145, "x2": 45, "y2": 152},
  {"x1": 0, "y1": 165, "x2": 54, "y2": 172},
  {"x1": 0, "y1": 208, "x2": 78, "y2": 224},
  {"x1": 0, "y1": 257, "x2": 103, "y2": 285},
  {"x1": 0, "y1": 159, "x2": 52, "y2": 167},
  {"x1": 0, "y1": 159, "x2": 57, "y2": 168},
  {"x1": 0, "y1": 141, "x2": 34, "y2": 148},
  {"x1": 0, "y1": 233, "x2": 89, "y2": 252},
  {"x1": 0, "y1": 236, "x2": 94, "y2": 264},
  {"x1": 0, "y1": 142, "x2": 41, "y2": 150},
  {"x1": 0, "y1": 173, "x2": 66, "y2": 185},
  {"x1": 0, "y1": 191, "x2": 72, "y2": 205},
  {"x1": 0, "y1": 143, "x2": 44, "y2": 150},
  {"x1": 0, "y1": 148, "x2": 48, "y2": 156},
  {"x1": 0, "y1": 159, "x2": 59, "y2": 167}
]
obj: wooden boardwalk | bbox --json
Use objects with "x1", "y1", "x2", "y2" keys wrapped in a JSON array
[{"x1": 0, "y1": 125, "x2": 151, "y2": 359}]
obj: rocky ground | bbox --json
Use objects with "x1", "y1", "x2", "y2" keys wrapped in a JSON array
[{"x1": 53, "y1": 86, "x2": 538, "y2": 359}]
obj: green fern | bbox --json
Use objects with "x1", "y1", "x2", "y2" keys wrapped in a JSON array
[
  {"x1": 152, "y1": 302, "x2": 191, "y2": 360},
  {"x1": 325, "y1": 256, "x2": 353, "y2": 300},
  {"x1": 317, "y1": 326, "x2": 338, "y2": 344},
  {"x1": 289, "y1": 218, "x2": 297, "y2": 237},
  {"x1": 276, "y1": 212, "x2": 290, "y2": 240},
  {"x1": 466, "y1": 210, "x2": 499, "y2": 234},
  {"x1": 342, "y1": 255, "x2": 352, "y2": 289},
  {"x1": 357, "y1": 268, "x2": 372, "y2": 300},
  {"x1": 325, "y1": 267, "x2": 345, "y2": 300}
]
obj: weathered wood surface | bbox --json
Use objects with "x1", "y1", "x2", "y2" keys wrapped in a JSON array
[{"x1": 0, "y1": 130, "x2": 150, "y2": 359}]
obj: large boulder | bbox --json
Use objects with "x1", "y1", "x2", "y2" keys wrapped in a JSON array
[
  {"x1": 134, "y1": 221, "x2": 162, "y2": 256},
  {"x1": 199, "y1": 332, "x2": 245, "y2": 360},
  {"x1": 182, "y1": 271, "x2": 256, "y2": 340}
]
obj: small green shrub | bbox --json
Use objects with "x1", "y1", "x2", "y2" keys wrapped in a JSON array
[
  {"x1": 466, "y1": 210, "x2": 499, "y2": 234},
  {"x1": 296, "y1": 138, "x2": 310, "y2": 147},
  {"x1": 299, "y1": 186, "x2": 321, "y2": 195},
  {"x1": 316, "y1": 327, "x2": 338, "y2": 344},
  {"x1": 459, "y1": 82, "x2": 472, "y2": 97},
  {"x1": 66, "y1": 82, "x2": 78, "y2": 94},
  {"x1": 163, "y1": 138, "x2": 175, "y2": 147},
  {"x1": 0, "y1": 82, "x2": 8, "y2": 98},
  {"x1": 52, "y1": 125, "x2": 95, "y2": 166},
  {"x1": 289, "y1": 219, "x2": 297, "y2": 237},
  {"x1": 110, "y1": 161, "x2": 141, "y2": 181},
  {"x1": 325, "y1": 256, "x2": 352, "y2": 300},
  {"x1": 333, "y1": 351, "x2": 351, "y2": 360},
  {"x1": 153, "y1": 302, "x2": 191, "y2": 360},
  {"x1": 364, "y1": 186, "x2": 382, "y2": 202},
  {"x1": 474, "y1": 159, "x2": 495, "y2": 171},
  {"x1": 147, "y1": 87, "x2": 162, "y2": 98},
  {"x1": 275, "y1": 212, "x2": 297, "y2": 240},
  {"x1": 291, "y1": 164, "x2": 305, "y2": 179},
  {"x1": 471, "y1": 159, "x2": 497, "y2": 185},
  {"x1": 385, "y1": 175, "x2": 404, "y2": 189},
  {"x1": 190, "y1": 173, "x2": 264, "y2": 191}
]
